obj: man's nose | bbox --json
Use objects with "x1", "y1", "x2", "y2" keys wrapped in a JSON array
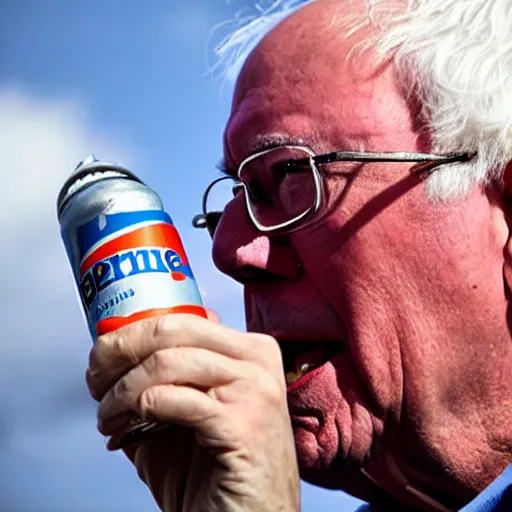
[{"x1": 211, "y1": 197, "x2": 302, "y2": 284}]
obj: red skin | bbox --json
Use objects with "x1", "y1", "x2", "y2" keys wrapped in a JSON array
[{"x1": 212, "y1": 0, "x2": 512, "y2": 508}]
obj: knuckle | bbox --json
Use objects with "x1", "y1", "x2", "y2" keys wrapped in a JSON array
[
  {"x1": 146, "y1": 348, "x2": 176, "y2": 377},
  {"x1": 94, "y1": 330, "x2": 126, "y2": 362},
  {"x1": 153, "y1": 314, "x2": 174, "y2": 338},
  {"x1": 110, "y1": 331, "x2": 138, "y2": 364},
  {"x1": 96, "y1": 320, "x2": 152, "y2": 365},
  {"x1": 243, "y1": 363, "x2": 285, "y2": 406},
  {"x1": 259, "y1": 374, "x2": 285, "y2": 405},
  {"x1": 153, "y1": 313, "x2": 186, "y2": 339},
  {"x1": 253, "y1": 332, "x2": 279, "y2": 349},
  {"x1": 249, "y1": 332, "x2": 282, "y2": 359},
  {"x1": 139, "y1": 386, "x2": 162, "y2": 418},
  {"x1": 112, "y1": 375, "x2": 135, "y2": 404},
  {"x1": 94, "y1": 331, "x2": 115, "y2": 358}
]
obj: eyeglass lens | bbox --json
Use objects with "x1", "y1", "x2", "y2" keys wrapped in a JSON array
[{"x1": 238, "y1": 146, "x2": 317, "y2": 229}]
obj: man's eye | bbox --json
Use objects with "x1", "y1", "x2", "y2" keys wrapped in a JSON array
[
  {"x1": 246, "y1": 180, "x2": 271, "y2": 204},
  {"x1": 273, "y1": 161, "x2": 292, "y2": 182},
  {"x1": 284, "y1": 160, "x2": 309, "y2": 174}
]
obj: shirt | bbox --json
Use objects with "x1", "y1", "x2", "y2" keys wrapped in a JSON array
[
  {"x1": 460, "y1": 465, "x2": 512, "y2": 512},
  {"x1": 356, "y1": 465, "x2": 512, "y2": 512}
]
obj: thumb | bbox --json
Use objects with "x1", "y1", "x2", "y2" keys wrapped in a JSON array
[{"x1": 204, "y1": 307, "x2": 220, "y2": 324}]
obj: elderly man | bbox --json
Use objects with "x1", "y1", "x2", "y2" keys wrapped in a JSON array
[{"x1": 86, "y1": 0, "x2": 512, "y2": 510}]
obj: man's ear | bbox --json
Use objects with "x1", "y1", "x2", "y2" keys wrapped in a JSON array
[
  {"x1": 503, "y1": 161, "x2": 512, "y2": 206},
  {"x1": 500, "y1": 162, "x2": 512, "y2": 295}
]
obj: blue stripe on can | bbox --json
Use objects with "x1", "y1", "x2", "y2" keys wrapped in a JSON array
[{"x1": 77, "y1": 210, "x2": 174, "y2": 261}]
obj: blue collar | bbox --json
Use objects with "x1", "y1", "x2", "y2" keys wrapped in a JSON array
[
  {"x1": 357, "y1": 465, "x2": 512, "y2": 512},
  {"x1": 460, "y1": 464, "x2": 512, "y2": 512}
]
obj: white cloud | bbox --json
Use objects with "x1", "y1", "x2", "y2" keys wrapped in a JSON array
[{"x1": 0, "y1": 86, "x2": 133, "y2": 238}]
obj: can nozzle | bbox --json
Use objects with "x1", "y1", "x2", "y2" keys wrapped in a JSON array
[
  {"x1": 74, "y1": 154, "x2": 98, "y2": 172},
  {"x1": 57, "y1": 156, "x2": 143, "y2": 216}
]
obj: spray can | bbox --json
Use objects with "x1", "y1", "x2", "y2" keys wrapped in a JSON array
[{"x1": 57, "y1": 155, "x2": 207, "y2": 445}]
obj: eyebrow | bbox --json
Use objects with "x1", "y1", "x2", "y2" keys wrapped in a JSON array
[
  {"x1": 218, "y1": 134, "x2": 313, "y2": 175},
  {"x1": 248, "y1": 134, "x2": 310, "y2": 153}
]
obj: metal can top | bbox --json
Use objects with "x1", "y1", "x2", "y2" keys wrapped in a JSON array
[{"x1": 57, "y1": 155, "x2": 143, "y2": 217}]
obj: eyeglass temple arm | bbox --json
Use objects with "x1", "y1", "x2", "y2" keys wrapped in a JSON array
[
  {"x1": 192, "y1": 176, "x2": 238, "y2": 230},
  {"x1": 311, "y1": 151, "x2": 474, "y2": 165},
  {"x1": 192, "y1": 214, "x2": 208, "y2": 229}
]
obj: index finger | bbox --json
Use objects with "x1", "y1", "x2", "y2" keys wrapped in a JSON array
[{"x1": 87, "y1": 312, "x2": 273, "y2": 402}]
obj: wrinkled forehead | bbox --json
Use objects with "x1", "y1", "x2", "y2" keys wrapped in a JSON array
[
  {"x1": 225, "y1": 0, "x2": 416, "y2": 163},
  {"x1": 232, "y1": 0, "x2": 369, "y2": 101}
]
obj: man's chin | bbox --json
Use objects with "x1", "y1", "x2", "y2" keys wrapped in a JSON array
[
  {"x1": 294, "y1": 428, "x2": 361, "y2": 491},
  {"x1": 286, "y1": 357, "x2": 354, "y2": 473},
  {"x1": 294, "y1": 431, "x2": 372, "y2": 497},
  {"x1": 292, "y1": 420, "x2": 339, "y2": 474}
]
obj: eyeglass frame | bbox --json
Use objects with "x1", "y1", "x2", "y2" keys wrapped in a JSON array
[{"x1": 192, "y1": 145, "x2": 474, "y2": 237}]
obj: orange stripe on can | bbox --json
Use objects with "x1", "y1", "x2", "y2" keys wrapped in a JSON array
[
  {"x1": 96, "y1": 305, "x2": 208, "y2": 335},
  {"x1": 80, "y1": 223, "x2": 187, "y2": 278}
]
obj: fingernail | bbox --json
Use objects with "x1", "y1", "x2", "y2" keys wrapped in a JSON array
[
  {"x1": 113, "y1": 423, "x2": 170, "y2": 450},
  {"x1": 110, "y1": 427, "x2": 150, "y2": 450}
]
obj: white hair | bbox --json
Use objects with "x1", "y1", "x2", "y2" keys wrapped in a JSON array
[{"x1": 215, "y1": 0, "x2": 512, "y2": 199}]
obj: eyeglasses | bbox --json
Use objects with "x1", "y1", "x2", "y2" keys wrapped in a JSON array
[{"x1": 192, "y1": 145, "x2": 473, "y2": 237}]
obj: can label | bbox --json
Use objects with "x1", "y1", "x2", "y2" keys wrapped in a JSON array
[{"x1": 76, "y1": 209, "x2": 205, "y2": 338}]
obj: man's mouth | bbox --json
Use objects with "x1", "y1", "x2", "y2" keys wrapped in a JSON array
[{"x1": 278, "y1": 341, "x2": 342, "y2": 387}]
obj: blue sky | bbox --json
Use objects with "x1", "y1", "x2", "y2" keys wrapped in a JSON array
[{"x1": 0, "y1": 1, "x2": 363, "y2": 510}]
